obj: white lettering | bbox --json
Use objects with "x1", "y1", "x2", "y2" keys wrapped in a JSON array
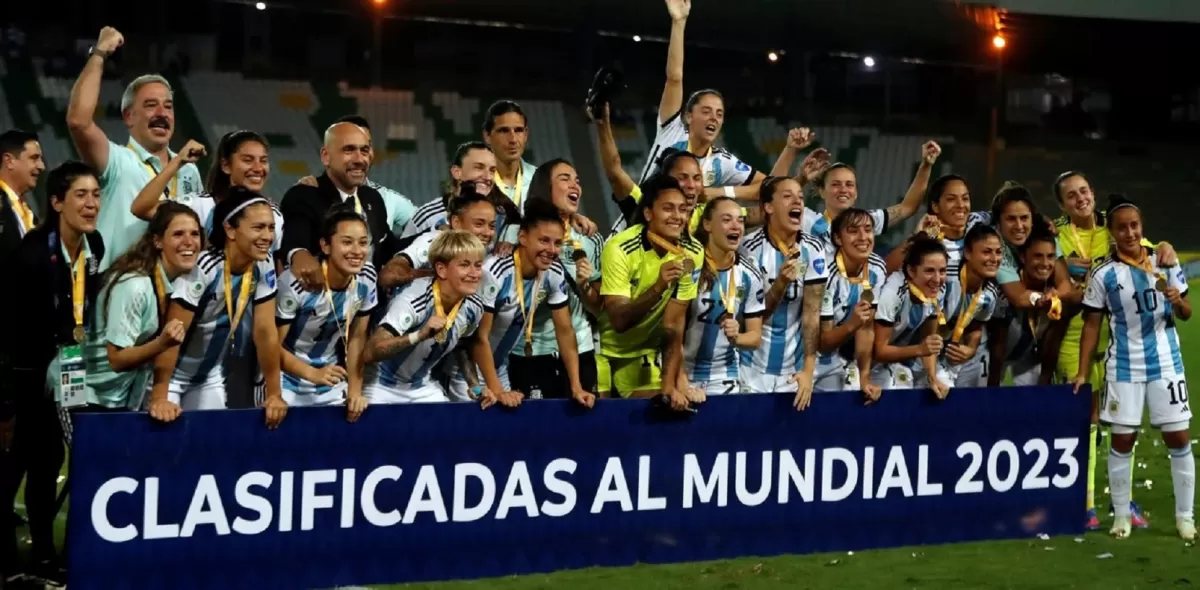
[
  {"x1": 452, "y1": 463, "x2": 496, "y2": 523},
  {"x1": 232, "y1": 472, "x2": 273, "y2": 535},
  {"x1": 734, "y1": 451, "x2": 771, "y2": 507},
  {"x1": 300, "y1": 469, "x2": 338, "y2": 531},
  {"x1": 637, "y1": 456, "x2": 667, "y2": 511},
  {"x1": 777, "y1": 449, "x2": 815, "y2": 503},
  {"x1": 955, "y1": 442, "x2": 984, "y2": 494},
  {"x1": 340, "y1": 469, "x2": 356, "y2": 528},
  {"x1": 279, "y1": 471, "x2": 294, "y2": 532},
  {"x1": 1022, "y1": 439, "x2": 1050, "y2": 490},
  {"x1": 987, "y1": 440, "x2": 1020, "y2": 493},
  {"x1": 541, "y1": 459, "x2": 577, "y2": 517},
  {"x1": 821, "y1": 448, "x2": 857, "y2": 502},
  {"x1": 1052, "y1": 437, "x2": 1081, "y2": 488},
  {"x1": 143, "y1": 477, "x2": 179, "y2": 539},
  {"x1": 180, "y1": 474, "x2": 230, "y2": 537},
  {"x1": 682, "y1": 453, "x2": 728, "y2": 509},
  {"x1": 361, "y1": 466, "x2": 402, "y2": 527},
  {"x1": 590, "y1": 457, "x2": 633, "y2": 513},
  {"x1": 917, "y1": 445, "x2": 943, "y2": 496},
  {"x1": 403, "y1": 465, "x2": 448, "y2": 524},
  {"x1": 876, "y1": 446, "x2": 914, "y2": 499},
  {"x1": 91, "y1": 477, "x2": 138, "y2": 543},
  {"x1": 496, "y1": 462, "x2": 539, "y2": 519},
  {"x1": 862, "y1": 446, "x2": 875, "y2": 500}
]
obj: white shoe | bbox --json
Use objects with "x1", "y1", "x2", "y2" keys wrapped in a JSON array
[
  {"x1": 1178, "y1": 517, "x2": 1197, "y2": 541},
  {"x1": 1110, "y1": 515, "x2": 1132, "y2": 539}
]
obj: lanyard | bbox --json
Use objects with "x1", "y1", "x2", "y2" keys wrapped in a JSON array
[
  {"x1": 0, "y1": 180, "x2": 34, "y2": 235},
  {"x1": 951, "y1": 266, "x2": 984, "y2": 342},
  {"x1": 646, "y1": 231, "x2": 694, "y2": 272},
  {"x1": 153, "y1": 262, "x2": 168, "y2": 318},
  {"x1": 1117, "y1": 249, "x2": 1160, "y2": 278},
  {"x1": 767, "y1": 229, "x2": 800, "y2": 258},
  {"x1": 835, "y1": 251, "x2": 870, "y2": 287},
  {"x1": 494, "y1": 165, "x2": 524, "y2": 206},
  {"x1": 563, "y1": 218, "x2": 582, "y2": 252},
  {"x1": 68, "y1": 245, "x2": 87, "y2": 343},
  {"x1": 431, "y1": 280, "x2": 463, "y2": 344},
  {"x1": 128, "y1": 143, "x2": 177, "y2": 199},
  {"x1": 322, "y1": 261, "x2": 357, "y2": 344},
  {"x1": 223, "y1": 257, "x2": 254, "y2": 351},
  {"x1": 511, "y1": 250, "x2": 542, "y2": 356},
  {"x1": 1065, "y1": 223, "x2": 1099, "y2": 260},
  {"x1": 908, "y1": 284, "x2": 945, "y2": 326},
  {"x1": 704, "y1": 253, "x2": 738, "y2": 316}
]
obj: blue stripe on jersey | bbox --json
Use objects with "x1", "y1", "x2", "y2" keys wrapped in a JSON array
[
  {"x1": 1104, "y1": 269, "x2": 1131, "y2": 381},
  {"x1": 766, "y1": 251, "x2": 788, "y2": 376},
  {"x1": 408, "y1": 342, "x2": 449, "y2": 387},
  {"x1": 283, "y1": 372, "x2": 333, "y2": 396},
  {"x1": 1167, "y1": 316, "x2": 1185, "y2": 376},
  {"x1": 692, "y1": 303, "x2": 723, "y2": 383},
  {"x1": 193, "y1": 291, "x2": 229, "y2": 385},
  {"x1": 378, "y1": 347, "x2": 419, "y2": 387},
  {"x1": 1131, "y1": 271, "x2": 1162, "y2": 381}
]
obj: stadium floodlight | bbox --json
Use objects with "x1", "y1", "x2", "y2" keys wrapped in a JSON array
[
  {"x1": 863, "y1": 56, "x2": 876, "y2": 68},
  {"x1": 767, "y1": 51, "x2": 779, "y2": 62},
  {"x1": 255, "y1": 1, "x2": 266, "y2": 9},
  {"x1": 372, "y1": 0, "x2": 386, "y2": 5},
  {"x1": 992, "y1": 34, "x2": 1006, "y2": 49},
  {"x1": 633, "y1": 35, "x2": 642, "y2": 42}
]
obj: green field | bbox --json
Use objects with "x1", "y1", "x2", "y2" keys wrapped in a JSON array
[{"x1": 17, "y1": 285, "x2": 1200, "y2": 589}]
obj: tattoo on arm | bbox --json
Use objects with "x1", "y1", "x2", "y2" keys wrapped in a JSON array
[{"x1": 801, "y1": 284, "x2": 824, "y2": 360}]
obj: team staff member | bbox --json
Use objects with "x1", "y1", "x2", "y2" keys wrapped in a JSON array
[
  {"x1": 147, "y1": 190, "x2": 286, "y2": 427},
  {"x1": 87, "y1": 203, "x2": 200, "y2": 411},
  {"x1": 598, "y1": 174, "x2": 703, "y2": 408},
  {"x1": 739, "y1": 177, "x2": 827, "y2": 409},
  {"x1": 0, "y1": 130, "x2": 45, "y2": 262},
  {"x1": 279, "y1": 122, "x2": 400, "y2": 290},
  {"x1": 133, "y1": 130, "x2": 284, "y2": 252},
  {"x1": 483, "y1": 100, "x2": 539, "y2": 209},
  {"x1": 276, "y1": 211, "x2": 377, "y2": 418},
  {"x1": 512, "y1": 161, "x2": 605, "y2": 399},
  {"x1": 66, "y1": 26, "x2": 204, "y2": 270},
  {"x1": 1076, "y1": 195, "x2": 1194, "y2": 542},
  {"x1": 0, "y1": 161, "x2": 104, "y2": 582}
]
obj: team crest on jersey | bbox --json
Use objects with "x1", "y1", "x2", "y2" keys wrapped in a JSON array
[
  {"x1": 183, "y1": 179, "x2": 194, "y2": 194},
  {"x1": 737, "y1": 285, "x2": 747, "y2": 300},
  {"x1": 280, "y1": 294, "x2": 299, "y2": 313},
  {"x1": 536, "y1": 288, "x2": 548, "y2": 304},
  {"x1": 704, "y1": 170, "x2": 716, "y2": 186},
  {"x1": 398, "y1": 312, "x2": 414, "y2": 331},
  {"x1": 485, "y1": 283, "x2": 499, "y2": 299},
  {"x1": 265, "y1": 269, "x2": 276, "y2": 289}
]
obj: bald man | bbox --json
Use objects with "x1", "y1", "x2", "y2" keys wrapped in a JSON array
[{"x1": 279, "y1": 122, "x2": 400, "y2": 291}]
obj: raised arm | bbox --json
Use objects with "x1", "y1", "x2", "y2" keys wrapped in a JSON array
[
  {"x1": 883, "y1": 141, "x2": 940, "y2": 225},
  {"x1": 131, "y1": 140, "x2": 206, "y2": 220},
  {"x1": 67, "y1": 27, "x2": 124, "y2": 173},
  {"x1": 593, "y1": 106, "x2": 637, "y2": 200},
  {"x1": 659, "y1": 0, "x2": 691, "y2": 123}
]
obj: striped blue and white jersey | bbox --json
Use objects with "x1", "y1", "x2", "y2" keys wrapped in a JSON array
[
  {"x1": 942, "y1": 273, "x2": 1001, "y2": 342},
  {"x1": 939, "y1": 211, "x2": 991, "y2": 276},
  {"x1": 365, "y1": 278, "x2": 485, "y2": 391},
  {"x1": 1083, "y1": 254, "x2": 1187, "y2": 382},
  {"x1": 399, "y1": 229, "x2": 442, "y2": 270},
  {"x1": 477, "y1": 255, "x2": 571, "y2": 372},
  {"x1": 170, "y1": 251, "x2": 277, "y2": 386},
  {"x1": 176, "y1": 193, "x2": 285, "y2": 252},
  {"x1": 806, "y1": 208, "x2": 889, "y2": 260},
  {"x1": 874, "y1": 271, "x2": 947, "y2": 363},
  {"x1": 400, "y1": 198, "x2": 447, "y2": 239},
  {"x1": 738, "y1": 228, "x2": 829, "y2": 376},
  {"x1": 995, "y1": 297, "x2": 1042, "y2": 370},
  {"x1": 276, "y1": 263, "x2": 379, "y2": 402},
  {"x1": 817, "y1": 253, "x2": 888, "y2": 374},
  {"x1": 683, "y1": 256, "x2": 766, "y2": 383},
  {"x1": 638, "y1": 110, "x2": 756, "y2": 187}
]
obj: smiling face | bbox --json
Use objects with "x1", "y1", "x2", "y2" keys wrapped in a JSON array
[
  {"x1": 226, "y1": 203, "x2": 275, "y2": 262},
  {"x1": 449, "y1": 200, "x2": 497, "y2": 246},
  {"x1": 321, "y1": 123, "x2": 370, "y2": 190},
  {"x1": 703, "y1": 199, "x2": 745, "y2": 253},
  {"x1": 322, "y1": 219, "x2": 370, "y2": 278},
  {"x1": 820, "y1": 167, "x2": 858, "y2": 216},
  {"x1": 1021, "y1": 238, "x2": 1058, "y2": 283},
  {"x1": 666, "y1": 156, "x2": 704, "y2": 206},
  {"x1": 1, "y1": 139, "x2": 45, "y2": 193},
  {"x1": 124, "y1": 81, "x2": 174, "y2": 152},
  {"x1": 833, "y1": 214, "x2": 876, "y2": 261},
  {"x1": 644, "y1": 188, "x2": 689, "y2": 241},
  {"x1": 451, "y1": 147, "x2": 497, "y2": 195},
  {"x1": 932, "y1": 179, "x2": 970, "y2": 229},
  {"x1": 548, "y1": 162, "x2": 582, "y2": 216},
  {"x1": 907, "y1": 251, "x2": 948, "y2": 298},
  {"x1": 965, "y1": 234, "x2": 1004, "y2": 279},
  {"x1": 998, "y1": 200, "x2": 1034, "y2": 247},
  {"x1": 520, "y1": 220, "x2": 566, "y2": 272},
  {"x1": 685, "y1": 94, "x2": 724, "y2": 145},
  {"x1": 764, "y1": 179, "x2": 805, "y2": 234},
  {"x1": 155, "y1": 213, "x2": 202, "y2": 276},
  {"x1": 222, "y1": 140, "x2": 270, "y2": 194},
  {"x1": 1057, "y1": 174, "x2": 1094, "y2": 220},
  {"x1": 1109, "y1": 207, "x2": 1144, "y2": 258},
  {"x1": 53, "y1": 174, "x2": 101, "y2": 235},
  {"x1": 436, "y1": 255, "x2": 484, "y2": 298}
]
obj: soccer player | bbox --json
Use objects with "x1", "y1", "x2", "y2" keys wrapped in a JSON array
[
  {"x1": 873, "y1": 236, "x2": 950, "y2": 396},
  {"x1": 132, "y1": 130, "x2": 284, "y2": 252},
  {"x1": 66, "y1": 27, "x2": 205, "y2": 269},
  {"x1": 816, "y1": 208, "x2": 887, "y2": 399},
  {"x1": 989, "y1": 227, "x2": 1060, "y2": 387},
  {"x1": 511, "y1": 160, "x2": 605, "y2": 399},
  {"x1": 939, "y1": 224, "x2": 1003, "y2": 387},
  {"x1": 1075, "y1": 195, "x2": 1194, "y2": 541},
  {"x1": 401, "y1": 141, "x2": 499, "y2": 238},
  {"x1": 598, "y1": 174, "x2": 704, "y2": 408},
  {"x1": 275, "y1": 211, "x2": 378, "y2": 420},
  {"x1": 641, "y1": 0, "x2": 764, "y2": 201},
  {"x1": 885, "y1": 174, "x2": 989, "y2": 274},
  {"x1": 387, "y1": 186, "x2": 499, "y2": 286},
  {"x1": 463, "y1": 199, "x2": 594, "y2": 406},
  {"x1": 363, "y1": 231, "x2": 496, "y2": 405},
  {"x1": 738, "y1": 177, "x2": 827, "y2": 408},
  {"x1": 989, "y1": 182, "x2": 1072, "y2": 310},
  {"x1": 88, "y1": 203, "x2": 199, "y2": 410},
  {"x1": 683, "y1": 197, "x2": 765, "y2": 395},
  {"x1": 147, "y1": 189, "x2": 287, "y2": 428}
]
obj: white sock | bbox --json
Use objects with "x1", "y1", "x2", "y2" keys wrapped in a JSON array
[
  {"x1": 1109, "y1": 448, "x2": 1133, "y2": 518},
  {"x1": 1169, "y1": 446, "x2": 1195, "y2": 519}
]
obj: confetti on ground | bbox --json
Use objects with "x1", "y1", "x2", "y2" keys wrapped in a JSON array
[
  {"x1": 1044, "y1": 547, "x2": 1056, "y2": 551},
  {"x1": 1097, "y1": 553, "x2": 1114, "y2": 559},
  {"x1": 1074, "y1": 538, "x2": 1085, "y2": 543},
  {"x1": 847, "y1": 551, "x2": 855, "y2": 556},
  {"x1": 825, "y1": 559, "x2": 841, "y2": 567},
  {"x1": 1037, "y1": 533, "x2": 1050, "y2": 540},
  {"x1": 56, "y1": 475, "x2": 65, "y2": 484}
]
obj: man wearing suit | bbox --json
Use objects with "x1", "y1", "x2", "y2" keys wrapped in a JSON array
[
  {"x1": 0, "y1": 130, "x2": 45, "y2": 267},
  {"x1": 279, "y1": 122, "x2": 402, "y2": 292}
]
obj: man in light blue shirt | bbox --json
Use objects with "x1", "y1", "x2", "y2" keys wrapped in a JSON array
[{"x1": 66, "y1": 26, "x2": 204, "y2": 270}]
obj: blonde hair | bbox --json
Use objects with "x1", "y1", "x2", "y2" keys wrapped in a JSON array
[{"x1": 429, "y1": 230, "x2": 486, "y2": 266}]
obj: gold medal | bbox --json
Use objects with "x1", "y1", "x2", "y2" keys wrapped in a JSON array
[
  {"x1": 860, "y1": 289, "x2": 875, "y2": 304},
  {"x1": 1156, "y1": 277, "x2": 1168, "y2": 292},
  {"x1": 682, "y1": 258, "x2": 696, "y2": 274},
  {"x1": 524, "y1": 341, "x2": 534, "y2": 356},
  {"x1": 72, "y1": 325, "x2": 86, "y2": 343},
  {"x1": 572, "y1": 248, "x2": 588, "y2": 262},
  {"x1": 435, "y1": 330, "x2": 448, "y2": 344}
]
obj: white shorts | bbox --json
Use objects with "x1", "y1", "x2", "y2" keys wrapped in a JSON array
[
  {"x1": 1101, "y1": 378, "x2": 1192, "y2": 428},
  {"x1": 168, "y1": 378, "x2": 227, "y2": 410},
  {"x1": 742, "y1": 367, "x2": 795, "y2": 394},
  {"x1": 693, "y1": 378, "x2": 746, "y2": 396},
  {"x1": 1011, "y1": 365, "x2": 1040, "y2": 387},
  {"x1": 953, "y1": 355, "x2": 987, "y2": 388},
  {"x1": 283, "y1": 381, "x2": 346, "y2": 407},
  {"x1": 364, "y1": 382, "x2": 448, "y2": 404}
]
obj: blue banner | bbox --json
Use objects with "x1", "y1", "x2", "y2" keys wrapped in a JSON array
[{"x1": 68, "y1": 386, "x2": 1090, "y2": 589}]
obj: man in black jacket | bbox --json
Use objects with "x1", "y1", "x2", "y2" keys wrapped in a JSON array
[
  {"x1": 0, "y1": 130, "x2": 45, "y2": 268},
  {"x1": 279, "y1": 122, "x2": 401, "y2": 292}
]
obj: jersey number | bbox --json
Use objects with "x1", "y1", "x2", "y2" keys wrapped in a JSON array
[
  {"x1": 768, "y1": 277, "x2": 800, "y2": 302},
  {"x1": 698, "y1": 299, "x2": 727, "y2": 324},
  {"x1": 1168, "y1": 380, "x2": 1189, "y2": 405},
  {"x1": 1131, "y1": 289, "x2": 1159, "y2": 315}
]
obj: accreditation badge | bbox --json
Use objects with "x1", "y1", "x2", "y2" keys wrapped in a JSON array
[
  {"x1": 844, "y1": 364, "x2": 861, "y2": 389},
  {"x1": 58, "y1": 344, "x2": 87, "y2": 408}
]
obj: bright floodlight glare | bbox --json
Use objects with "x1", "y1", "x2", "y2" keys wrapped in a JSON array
[
  {"x1": 863, "y1": 56, "x2": 876, "y2": 68},
  {"x1": 993, "y1": 34, "x2": 1006, "y2": 49},
  {"x1": 768, "y1": 51, "x2": 779, "y2": 62},
  {"x1": 255, "y1": 1, "x2": 265, "y2": 9},
  {"x1": 633, "y1": 35, "x2": 642, "y2": 42}
]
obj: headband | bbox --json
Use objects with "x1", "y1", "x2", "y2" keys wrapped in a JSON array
[{"x1": 223, "y1": 197, "x2": 270, "y2": 226}]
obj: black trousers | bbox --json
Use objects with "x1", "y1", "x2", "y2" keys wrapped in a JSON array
[
  {"x1": 0, "y1": 378, "x2": 65, "y2": 573},
  {"x1": 509, "y1": 350, "x2": 598, "y2": 400}
]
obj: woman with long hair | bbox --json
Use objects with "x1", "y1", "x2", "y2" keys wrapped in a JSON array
[
  {"x1": 385, "y1": 185, "x2": 501, "y2": 287},
  {"x1": 872, "y1": 235, "x2": 951, "y2": 397},
  {"x1": 147, "y1": 188, "x2": 286, "y2": 428},
  {"x1": 683, "y1": 197, "x2": 764, "y2": 395},
  {"x1": 86, "y1": 203, "x2": 202, "y2": 410},
  {"x1": 276, "y1": 210, "x2": 378, "y2": 421},
  {"x1": 939, "y1": 224, "x2": 1003, "y2": 388},
  {"x1": 1076, "y1": 195, "x2": 1193, "y2": 541},
  {"x1": 131, "y1": 130, "x2": 284, "y2": 252},
  {"x1": 814, "y1": 208, "x2": 887, "y2": 400},
  {"x1": 992, "y1": 227, "x2": 1060, "y2": 388}
]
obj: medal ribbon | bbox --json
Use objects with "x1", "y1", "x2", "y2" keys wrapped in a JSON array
[
  {"x1": 835, "y1": 251, "x2": 871, "y2": 288},
  {"x1": 69, "y1": 247, "x2": 86, "y2": 338},
  {"x1": 1065, "y1": 223, "x2": 1098, "y2": 261},
  {"x1": 1117, "y1": 248, "x2": 1161, "y2": 279},
  {"x1": 512, "y1": 251, "x2": 542, "y2": 351},
  {"x1": 646, "y1": 231, "x2": 685, "y2": 260},
  {"x1": 0, "y1": 180, "x2": 34, "y2": 234},
  {"x1": 431, "y1": 280, "x2": 463, "y2": 340},
  {"x1": 704, "y1": 253, "x2": 738, "y2": 314},
  {"x1": 128, "y1": 143, "x2": 177, "y2": 199},
  {"x1": 908, "y1": 284, "x2": 946, "y2": 325},
  {"x1": 767, "y1": 229, "x2": 800, "y2": 258},
  {"x1": 153, "y1": 261, "x2": 168, "y2": 317},
  {"x1": 223, "y1": 257, "x2": 254, "y2": 348},
  {"x1": 951, "y1": 266, "x2": 984, "y2": 342},
  {"x1": 322, "y1": 261, "x2": 357, "y2": 343},
  {"x1": 494, "y1": 165, "x2": 524, "y2": 206}
]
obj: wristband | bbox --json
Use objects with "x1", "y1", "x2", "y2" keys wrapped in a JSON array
[
  {"x1": 471, "y1": 385, "x2": 484, "y2": 398},
  {"x1": 408, "y1": 332, "x2": 421, "y2": 346},
  {"x1": 723, "y1": 186, "x2": 735, "y2": 198}
]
